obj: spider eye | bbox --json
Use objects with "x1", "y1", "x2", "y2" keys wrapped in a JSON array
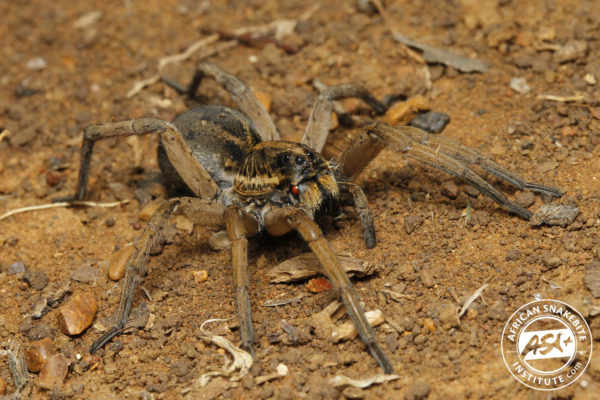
[
  {"x1": 295, "y1": 156, "x2": 305, "y2": 166},
  {"x1": 291, "y1": 185, "x2": 299, "y2": 196}
]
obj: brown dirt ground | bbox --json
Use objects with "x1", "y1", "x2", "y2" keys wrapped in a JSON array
[{"x1": 1, "y1": 0, "x2": 600, "y2": 399}]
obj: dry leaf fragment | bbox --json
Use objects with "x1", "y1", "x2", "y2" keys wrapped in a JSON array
[
  {"x1": 306, "y1": 277, "x2": 333, "y2": 293},
  {"x1": 330, "y1": 373, "x2": 402, "y2": 388},
  {"x1": 268, "y1": 253, "x2": 379, "y2": 283}
]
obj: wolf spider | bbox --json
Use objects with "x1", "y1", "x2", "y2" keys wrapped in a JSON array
[{"x1": 62, "y1": 62, "x2": 561, "y2": 374}]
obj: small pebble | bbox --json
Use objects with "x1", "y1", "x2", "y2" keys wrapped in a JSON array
[
  {"x1": 331, "y1": 310, "x2": 383, "y2": 343},
  {"x1": 108, "y1": 246, "x2": 134, "y2": 281},
  {"x1": 342, "y1": 386, "x2": 365, "y2": 399},
  {"x1": 409, "y1": 111, "x2": 450, "y2": 133},
  {"x1": 57, "y1": 292, "x2": 97, "y2": 335},
  {"x1": 26, "y1": 56, "x2": 48, "y2": 70},
  {"x1": 438, "y1": 302, "x2": 459, "y2": 330},
  {"x1": 554, "y1": 40, "x2": 588, "y2": 63},
  {"x1": 73, "y1": 10, "x2": 103, "y2": 29},
  {"x1": 584, "y1": 73, "x2": 596, "y2": 85},
  {"x1": 7, "y1": 261, "x2": 26, "y2": 275},
  {"x1": 191, "y1": 270, "x2": 208, "y2": 284},
  {"x1": 420, "y1": 267, "x2": 435, "y2": 288},
  {"x1": 542, "y1": 253, "x2": 562, "y2": 269},
  {"x1": 584, "y1": 261, "x2": 600, "y2": 298},
  {"x1": 39, "y1": 354, "x2": 68, "y2": 389},
  {"x1": 440, "y1": 181, "x2": 459, "y2": 199},
  {"x1": 45, "y1": 171, "x2": 62, "y2": 187},
  {"x1": 276, "y1": 363, "x2": 288, "y2": 376},
  {"x1": 105, "y1": 217, "x2": 116, "y2": 227},
  {"x1": 404, "y1": 214, "x2": 423, "y2": 234},
  {"x1": 19, "y1": 317, "x2": 55, "y2": 340},
  {"x1": 404, "y1": 380, "x2": 431, "y2": 400},
  {"x1": 384, "y1": 96, "x2": 430, "y2": 125},
  {"x1": 357, "y1": 0, "x2": 377, "y2": 15},
  {"x1": 26, "y1": 338, "x2": 56, "y2": 373},
  {"x1": 447, "y1": 348, "x2": 461, "y2": 361},
  {"x1": 209, "y1": 230, "x2": 232, "y2": 251},
  {"x1": 509, "y1": 77, "x2": 530, "y2": 94},
  {"x1": 423, "y1": 318, "x2": 436, "y2": 333},
  {"x1": 505, "y1": 249, "x2": 520, "y2": 261},
  {"x1": 22, "y1": 269, "x2": 49, "y2": 290},
  {"x1": 171, "y1": 360, "x2": 191, "y2": 377},
  {"x1": 70, "y1": 265, "x2": 98, "y2": 283},
  {"x1": 514, "y1": 191, "x2": 535, "y2": 208}
]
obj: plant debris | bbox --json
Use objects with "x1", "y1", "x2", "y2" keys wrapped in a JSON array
[
  {"x1": 261, "y1": 294, "x2": 306, "y2": 307},
  {"x1": 329, "y1": 373, "x2": 403, "y2": 388},
  {"x1": 0, "y1": 200, "x2": 129, "y2": 221},
  {"x1": 31, "y1": 280, "x2": 72, "y2": 319},
  {"x1": 189, "y1": 319, "x2": 253, "y2": 389},
  {"x1": 306, "y1": 277, "x2": 333, "y2": 293},
  {"x1": 458, "y1": 283, "x2": 488, "y2": 319},
  {"x1": 267, "y1": 253, "x2": 380, "y2": 283},
  {"x1": 4, "y1": 341, "x2": 28, "y2": 391},
  {"x1": 529, "y1": 204, "x2": 579, "y2": 227}
]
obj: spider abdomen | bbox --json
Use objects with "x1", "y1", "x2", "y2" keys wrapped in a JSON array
[{"x1": 158, "y1": 105, "x2": 262, "y2": 196}]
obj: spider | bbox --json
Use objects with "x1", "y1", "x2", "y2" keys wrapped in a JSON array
[{"x1": 61, "y1": 62, "x2": 562, "y2": 374}]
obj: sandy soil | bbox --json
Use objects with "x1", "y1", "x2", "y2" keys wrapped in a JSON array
[{"x1": 1, "y1": 0, "x2": 599, "y2": 399}]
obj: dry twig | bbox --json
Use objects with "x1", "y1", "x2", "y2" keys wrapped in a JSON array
[
  {"x1": 0, "y1": 200, "x2": 129, "y2": 221},
  {"x1": 458, "y1": 283, "x2": 489, "y2": 319},
  {"x1": 371, "y1": 0, "x2": 488, "y2": 72},
  {"x1": 330, "y1": 373, "x2": 403, "y2": 388},
  {"x1": 536, "y1": 93, "x2": 585, "y2": 102},
  {"x1": 126, "y1": 38, "x2": 237, "y2": 98}
]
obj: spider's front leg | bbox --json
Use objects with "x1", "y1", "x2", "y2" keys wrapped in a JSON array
[
  {"x1": 264, "y1": 207, "x2": 394, "y2": 374},
  {"x1": 338, "y1": 122, "x2": 562, "y2": 219},
  {"x1": 90, "y1": 197, "x2": 225, "y2": 353},
  {"x1": 302, "y1": 84, "x2": 387, "y2": 153},
  {"x1": 225, "y1": 206, "x2": 260, "y2": 355}
]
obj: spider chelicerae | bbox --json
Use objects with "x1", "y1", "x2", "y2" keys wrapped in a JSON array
[{"x1": 61, "y1": 62, "x2": 562, "y2": 373}]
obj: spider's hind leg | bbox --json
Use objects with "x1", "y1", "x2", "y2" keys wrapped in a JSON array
[
  {"x1": 90, "y1": 197, "x2": 226, "y2": 353},
  {"x1": 57, "y1": 118, "x2": 218, "y2": 201},
  {"x1": 163, "y1": 61, "x2": 280, "y2": 141}
]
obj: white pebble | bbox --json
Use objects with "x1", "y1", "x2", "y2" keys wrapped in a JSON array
[
  {"x1": 509, "y1": 77, "x2": 530, "y2": 94},
  {"x1": 26, "y1": 57, "x2": 47, "y2": 70},
  {"x1": 584, "y1": 73, "x2": 597, "y2": 85},
  {"x1": 276, "y1": 363, "x2": 288, "y2": 376}
]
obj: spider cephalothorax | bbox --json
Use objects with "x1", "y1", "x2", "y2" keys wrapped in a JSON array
[
  {"x1": 234, "y1": 141, "x2": 339, "y2": 214},
  {"x1": 61, "y1": 61, "x2": 562, "y2": 374}
]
